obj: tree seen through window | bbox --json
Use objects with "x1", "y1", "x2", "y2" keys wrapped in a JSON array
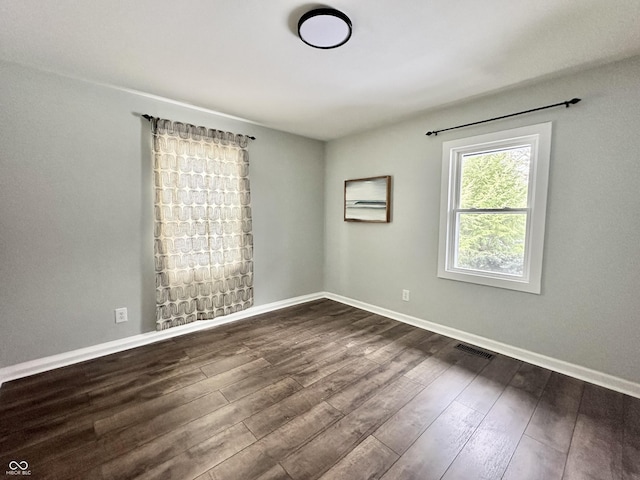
[{"x1": 455, "y1": 147, "x2": 531, "y2": 275}]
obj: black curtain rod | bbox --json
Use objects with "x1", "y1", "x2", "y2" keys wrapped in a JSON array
[
  {"x1": 141, "y1": 114, "x2": 256, "y2": 140},
  {"x1": 425, "y1": 98, "x2": 581, "y2": 137}
]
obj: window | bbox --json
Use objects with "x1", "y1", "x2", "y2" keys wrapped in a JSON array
[{"x1": 437, "y1": 123, "x2": 552, "y2": 293}]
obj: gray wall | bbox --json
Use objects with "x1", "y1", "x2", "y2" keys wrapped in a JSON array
[
  {"x1": 3, "y1": 56, "x2": 640, "y2": 387},
  {"x1": 324, "y1": 56, "x2": 640, "y2": 384},
  {"x1": 0, "y1": 62, "x2": 325, "y2": 367}
]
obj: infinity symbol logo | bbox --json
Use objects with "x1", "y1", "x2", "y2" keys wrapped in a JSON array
[{"x1": 8, "y1": 460, "x2": 29, "y2": 470}]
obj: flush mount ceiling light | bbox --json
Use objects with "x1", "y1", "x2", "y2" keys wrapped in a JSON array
[{"x1": 298, "y1": 8, "x2": 352, "y2": 49}]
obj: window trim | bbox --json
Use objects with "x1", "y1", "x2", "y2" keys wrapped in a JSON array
[{"x1": 437, "y1": 122, "x2": 552, "y2": 294}]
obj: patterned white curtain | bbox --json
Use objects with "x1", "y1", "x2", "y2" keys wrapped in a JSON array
[{"x1": 151, "y1": 118, "x2": 253, "y2": 330}]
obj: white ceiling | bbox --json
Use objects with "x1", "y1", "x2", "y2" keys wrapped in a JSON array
[{"x1": 2, "y1": 0, "x2": 640, "y2": 140}]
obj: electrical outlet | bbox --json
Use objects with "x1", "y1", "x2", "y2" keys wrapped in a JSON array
[
  {"x1": 402, "y1": 289, "x2": 410, "y2": 302},
  {"x1": 115, "y1": 307, "x2": 128, "y2": 323}
]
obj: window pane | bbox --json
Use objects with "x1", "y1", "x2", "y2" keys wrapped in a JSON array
[
  {"x1": 455, "y1": 212, "x2": 527, "y2": 276},
  {"x1": 459, "y1": 147, "x2": 531, "y2": 209}
]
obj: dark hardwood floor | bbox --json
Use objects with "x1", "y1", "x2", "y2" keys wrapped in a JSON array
[{"x1": 1, "y1": 299, "x2": 638, "y2": 479}]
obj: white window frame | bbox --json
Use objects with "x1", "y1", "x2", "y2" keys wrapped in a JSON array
[{"x1": 437, "y1": 122, "x2": 552, "y2": 294}]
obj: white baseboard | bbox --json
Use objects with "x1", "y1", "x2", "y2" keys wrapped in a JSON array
[
  {"x1": 324, "y1": 292, "x2": 640, "y2": 399},
  {"x1": 3, "y1": 291, "x2": 639, "y2": 399},
  {"x1": 0, "y1": 292, "x2": 324, "y2": 387}
]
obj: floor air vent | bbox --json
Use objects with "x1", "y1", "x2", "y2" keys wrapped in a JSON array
[{"x1": 455, "y1": 343, "x2": 494, "y2": 360}]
